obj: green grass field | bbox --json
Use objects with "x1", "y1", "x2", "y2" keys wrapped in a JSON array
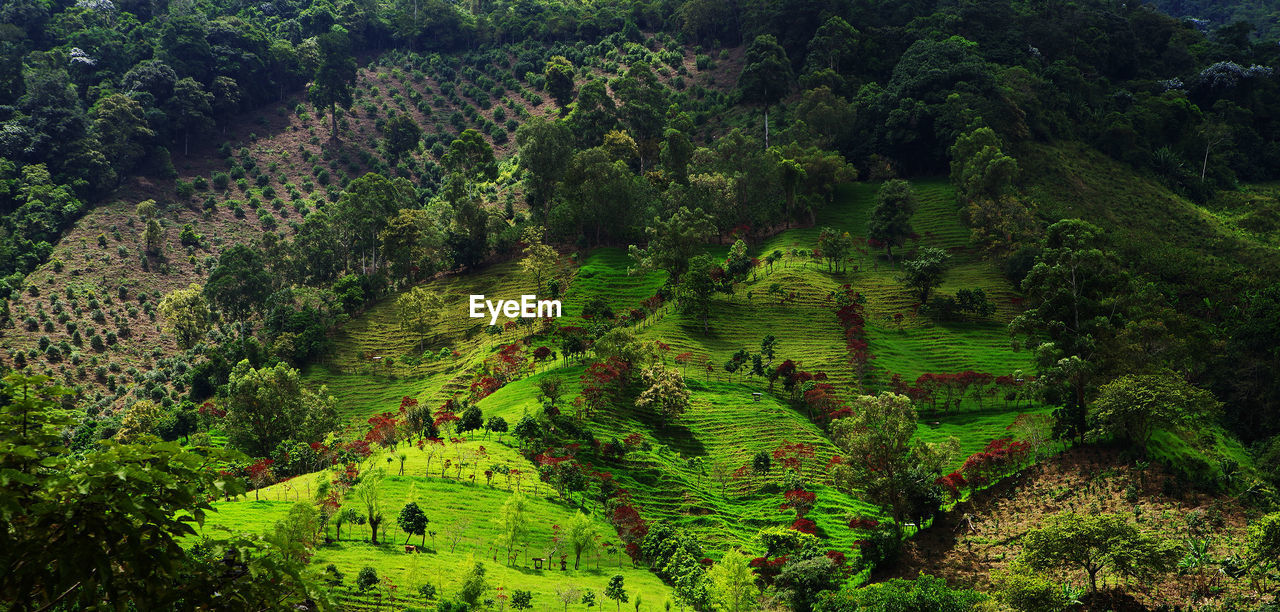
[
  {"x1": 205, "y1": 444, "x2": 677, "y2": 610},
  {"x1": 216, "y1": 178, "x2": 1050, "y2": 604}
]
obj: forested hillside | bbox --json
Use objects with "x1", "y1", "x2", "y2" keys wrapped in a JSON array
[{"x1": 3, "y1": 0, "x2": 1280, "y2": 610}]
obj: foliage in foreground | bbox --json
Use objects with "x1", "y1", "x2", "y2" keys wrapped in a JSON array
[{"x1": 0, "y1": 372, "x2": 328, "y2": 610}]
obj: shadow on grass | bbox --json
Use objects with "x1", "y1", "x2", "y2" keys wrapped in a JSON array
[{"x1": 651, "y1": 421, "x2": 707, "y2": 457}]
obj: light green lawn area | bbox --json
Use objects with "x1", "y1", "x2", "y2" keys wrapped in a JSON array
[{"x1": 205, "y1": 445, "x2": 677, "y2": 611}]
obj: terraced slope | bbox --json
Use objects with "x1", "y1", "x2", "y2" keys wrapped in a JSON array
[
  {"x1": 272, "y1": 178, "x2": 1043, "y2": 582},
  {"x1": 204, "y1": 444, "x2": 677, "y2": 610}
]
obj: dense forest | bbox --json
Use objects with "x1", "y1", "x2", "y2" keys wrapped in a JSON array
[{"x1": 3, "y1": 0, "x2": 1280, "y2": 609}]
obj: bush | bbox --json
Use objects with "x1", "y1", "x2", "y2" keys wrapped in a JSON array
[
  {"x1": 356, "y1": 567, "x2": 379, "y2": 592},
  {"x1": 179, "y1": 224, "x2": 200, "y2": 247},
  {"x1": 175, "y1": 180, "x2": 195, "y2": 200}
]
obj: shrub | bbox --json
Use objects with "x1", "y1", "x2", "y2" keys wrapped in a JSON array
[
  {"x1": 179, "y1": 224, "x2": 201, "y2": 246},
  {"x1": 356, "y1": 567, "x2": 379, "y2": 592}
]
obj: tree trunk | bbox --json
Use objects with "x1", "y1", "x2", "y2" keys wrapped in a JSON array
[
  {"x1": 763, "y1": 106, "x2": 770, "y2": 148},
  {"x1": 330, "y1": 102, "x2": 339, "y2": 140}
]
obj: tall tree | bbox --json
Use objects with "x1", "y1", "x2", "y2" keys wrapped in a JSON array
[
  {"x1": 205, "y1": 244, "x2": 273, "y2": 320},
  {"x1": 442, "y1": 128, "x2": 497, "y2": 181},
  {"x1": 627, "y1": 207, "x2": 715, "y2": 286},
  {"x1": 90, "y1": 93, "x2": 153, "y2": 178},
  {"x1": 738, "y1": 35, "x2": 792, "y2": 148},
  {"x1": 543, "y1": 55, "x2": 576, "y2": 113},
  {"x1": 899, "y1": 247, "x2": 950, "y2": 304},
  {"x1": 380, "y1": 207, "x2": 445, "y2": 283},
  {"x1": 1010, "y1": 219, "x2": 1126, "y2": 441},
  {"x1": 679, "y1": 254, "x2": 719, "y2": 335},
  {"x1": 949, "y1": 126, "x2": 1018, "y2": 203},
  {"x1": 309, "y1": 29, "x2": 356, "y2": 140},
  {"x1": 805, "y1": 17, "x2": 859, "y2": 76},
  {"x1": 1089, "y1": 373, "x2": 1220, "y2": 451},
  {"x1": 166, "y1": 77, "x2": 213, "y2": 156},
  {"x1": 519, "y1": 226, "x2": 559, "y2": 292},
  {"x1": 496, "y1": 494, "x2": 530, "y2": 564},
  {"x1": 354, "y1": 468, "x2": 386, "y2": 544},
  {"x1": 336, "y1": 172, "x2": 416, "y2": 273},
  {"x1": 609, "y1": 62, "x2": 668, "y2": 170},
  {"x1": 867, "y1": 179, "x2": 918, "y2": 263},
  {"x1": 221, "y1": 360, "x2": 338, "y2": 457},
  {"x1": 397, "y1": 286, "x2": 446, "y2": 352},
  {"x1": 565, "y1": 512, "x2": 600, "y2": 570},
  {"x1": 831, "y1": 393, "x2": 948, "y2": 537},
  {"x1": 158, "y1": 283, "x2": 211, "y2": 349},
  {"x1": 565, "y1": 78, "x2": 616, "y2": 147},
  {"x1": 706, "y1": 548, "x2": 759, "y2": 612},
  {"x1": 515, "y1": 116, "x2": 573, "y2": 212}
]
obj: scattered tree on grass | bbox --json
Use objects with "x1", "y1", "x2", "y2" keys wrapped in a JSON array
[
  {"x1": 635, "y1": 366, "x2": 691, "y2": 425},
  {"x1": 356, "y1": 566, "x2": 379, "y2": 594},
  {"x1": 497, "y1": 494, "x2": 531, "y2": 564},
  {"x1": 566, "y1": 512, "x2": 601, "y2": 570},
  {"x1": 867, "y1": 179, "x2": 918, "y2": 263},
  {"x1": 458, "y1": 560, "x2": 489, "y2": 607},
  {"x1": 486, "y1": 416, "x2": 508, "y2": 441},
  {"x1": 605, "y1": 576, "x2": 628, "y2": 612},
  {"x1": 335, "y1": 507, "x2": 360, "y2": 541},
  {"x1": 899, "y1": 247, "x2": 950, "y2": 304},
  {"x1": 397, "y1": 501, "x2": 429, "y2": 546},
  {"x1": 355, "y1": 468, "x2": 386, "y2": 544},
  {"x1": 538, "y1": 375, "x2": 566, "y2": 408},
  {"x1": 512, "y1": 589, "x2": 534, "y2": 610},
  {"x1": 558, "y1": 587, "x2": 583, "y2": 612}
]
